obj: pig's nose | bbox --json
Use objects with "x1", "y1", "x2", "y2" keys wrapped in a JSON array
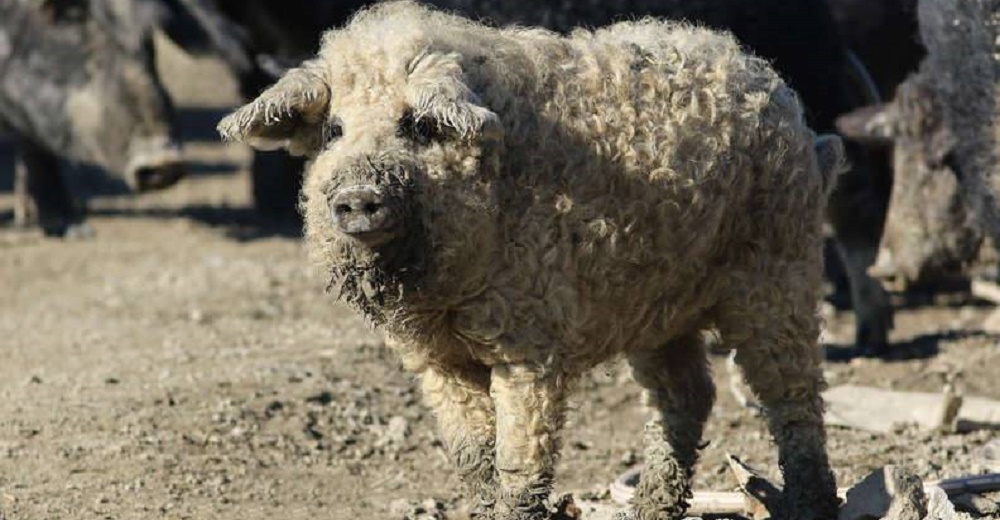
[
  {"x1": 329, "y1": 186, "x2": 397, "y2": 243},
  {"x1": 125, "y1": 137, "x2": 186, "y2": 192},
  {"x1": 133, "y1": 161, "x2": 187, "y2": 192}
]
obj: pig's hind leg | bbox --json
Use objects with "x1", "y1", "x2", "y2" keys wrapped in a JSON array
[{"x1": 621, "y1": 332, "x2": 715, "y2": 520}]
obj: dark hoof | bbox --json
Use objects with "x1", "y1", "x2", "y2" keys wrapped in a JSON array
[
  {"x1": 39, "y1": 219, "x2": 94, "y2": 240},
  {"x1": 854, "y1": 302, "x2": 894, "y2": 358}
]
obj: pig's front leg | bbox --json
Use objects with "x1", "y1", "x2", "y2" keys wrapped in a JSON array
[
  {"x1": 14, "y1": 140, "x2": 90, "y2": 238},
  {"x1": 420, "y1": 363, "x2": 498, "y2": 519},
  {"x1": 491, "y1": 363, "x2": 569, "y2": 520}
]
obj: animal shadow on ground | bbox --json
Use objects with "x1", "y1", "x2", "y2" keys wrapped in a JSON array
[
  {"x1": 90, "y1": 205, "x2": 303, "y2": 241},
  {"x1": 824, "y1": 267, "x2": 999, "y2": 362},
  {"x1": 824, "y1": 329, "x2": 999, "y2": 363},
  {"x1": 0, "y1": 147, "x2": 296, "y2": 242},
  {"x1": 0, "y1": 196, "x2": 302, "y2": 242}
]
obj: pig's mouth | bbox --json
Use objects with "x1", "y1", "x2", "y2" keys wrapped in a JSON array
[
  {"x1": 124, "y1": 137, "x2": 187, "y2": 192},
  {"x1": 131, "y1": 162, "x2": 187, "y2": 192},
  {"x1": 325, "y1": 198, "x2": 429, "y2": 325},
  {"x1": 343, "y1": 228, "x2": 401, "y2": 249}
]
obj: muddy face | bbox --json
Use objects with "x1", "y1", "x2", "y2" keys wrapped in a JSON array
[
  {"x1": 218, "y1": 49, "x2": 506, "y2": 323},
  {"x1": 0, "y1": 0, "x2": 186, "y2": 191},
  {"x1": 881, "y1": 72, "x2": 983, "y2": 283},
  {"x1": 314, "y1": 152, "x2": 430, "y2": 323}
]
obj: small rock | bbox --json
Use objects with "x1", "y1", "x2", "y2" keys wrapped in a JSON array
[
  {"x1": 579, "y1": 488, "x2": 611, "y2": 501},
  {"x1": 26, "y1": 376, "x2": 41, "y2": 385},
  {"x1": 838, "y1": 465, "x2": 926, "y2": 520},
  {"x1": 397, "y1": 497, "x2": 446, "y2": 520},
  {"x1": 972, "y1": 439, "x2": 1000, "y2": 473},
  {"x1": 925, "y1": 486, "x2": 973, "y2": 520},
  {"x1": 386, "y1": 416, "x2": 410, "y2": 444},
  {"x1": 619, "y1": 449, "x2": 638, "y2": 467},
  {"x1": 421, "y1": 498, "x2": 444, "y2": 511},
  {"x1": 188, "y1": 309, "x2": 207, "y2": 324},
  {"x1": 104, "y1": 377, "x2": 120, "y2": 385}
]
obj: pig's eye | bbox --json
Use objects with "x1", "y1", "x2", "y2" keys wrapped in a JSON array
[
  {"x1": 323, "y1": 120, "x2": 344, "y2": 148},
  {"x1": 43, "y1": 0, "x2": 89, "y2": 23},
  {"x1": 398, "y1": 110, "x2": 443, "y2": 146}
]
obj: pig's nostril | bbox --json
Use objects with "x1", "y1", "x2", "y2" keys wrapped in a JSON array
[{"x1": 329, "y1": 185, "x2": 397, "y2": 244}]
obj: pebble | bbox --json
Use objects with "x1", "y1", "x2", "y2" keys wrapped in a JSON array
[{"x1": 385, "y1": 416, "x2": 410, "y2": 444}]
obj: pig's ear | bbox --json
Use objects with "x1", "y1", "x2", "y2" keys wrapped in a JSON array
[
  {"x1": 835, "y1": 103, "x2": 898, "y2": 145},
  {"x1": 217, "y1": 63, "x2": 331, "y2": 156},
  {"x1": 404, "y1": 52, "x2": 503, "y2": 142}
]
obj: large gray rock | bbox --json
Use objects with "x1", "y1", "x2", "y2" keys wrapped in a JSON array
[{"x1": 838, "y1": 466, "x2": 927, "y2": 520}]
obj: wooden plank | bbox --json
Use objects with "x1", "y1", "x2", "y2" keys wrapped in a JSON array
[{"x1": 823, "y1": 385, "x2": 999, "y2": 434}]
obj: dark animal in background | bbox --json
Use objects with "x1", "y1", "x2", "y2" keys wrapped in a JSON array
[
  {"x1": 0, "y1": 0, "x2": 196, "y2": 236},
  {"x1": 837, "y1": 0, "x2": 1000, "y2": 287},
  {"x1": 189, "y1": 0, "x2": 893, "y2": 355},
  {"x1": 826, "y1": 0, "x2": 924, "y2": 100},
  {"x1": 837, "y1": 71, "x2": 982, "y2": 286}
]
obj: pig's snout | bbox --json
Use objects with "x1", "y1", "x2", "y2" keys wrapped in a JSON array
[
  {"x1": 132, "y1": 162, "x2": 186, "y2": 192},
  {"x1": 329, "y1": 185, "x2": 400, "y2": 247},
  {"x1": 125, "y1": 137, "x2": 187, "y2": 192}
]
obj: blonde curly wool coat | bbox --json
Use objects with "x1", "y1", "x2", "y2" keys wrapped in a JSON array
[{"x1": 219, "y1": 2, "x2": 842, "y2": 519}]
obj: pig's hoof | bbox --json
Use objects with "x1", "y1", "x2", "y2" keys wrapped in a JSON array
[{"x1": 854, "y1": 306, "x2": 893, "y2": 358}]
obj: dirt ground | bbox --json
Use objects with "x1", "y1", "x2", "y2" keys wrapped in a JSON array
[{"x1": 0, "y1": 40, "x2": 998, "y2": 520}]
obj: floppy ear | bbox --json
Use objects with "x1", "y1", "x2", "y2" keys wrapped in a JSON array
[
  {"x1": 217, "y1": 62, "x2": 330, "y2": 156},
  {"x1": 835, "y1": 103, "x2": 898, "y2": 145},
  {"x1": 405, "y1": 51, "x2": 503, "y2": 142}
]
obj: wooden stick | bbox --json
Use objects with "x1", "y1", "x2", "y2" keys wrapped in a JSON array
[
  {"x1": 610, "y1": 465, "x2": 1000, "y2": 515},
  {"x1": 932, "y1": 472, "x2": 1000, "y2": 496}
]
